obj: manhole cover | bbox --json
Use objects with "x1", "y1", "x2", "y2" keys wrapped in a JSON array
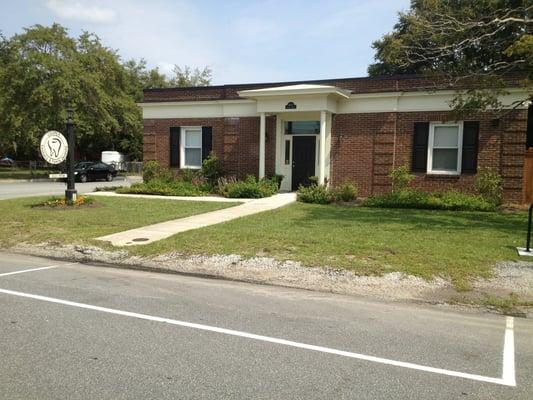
[{"x1": 132, "y1": 238, "x2": 149, "y2": 242}]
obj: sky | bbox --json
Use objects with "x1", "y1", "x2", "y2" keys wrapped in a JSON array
[{"x1": 0, "y1": 0, "x2": 410, "y2": 85}]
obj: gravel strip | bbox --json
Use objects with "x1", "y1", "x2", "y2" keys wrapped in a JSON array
[{"x1": 8, "y1": 243, "x2": 533, "y2": 311}]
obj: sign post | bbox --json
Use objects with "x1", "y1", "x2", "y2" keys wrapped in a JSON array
[{"x1": 65, "y1": 108, "x2": 77, "y2": 202}]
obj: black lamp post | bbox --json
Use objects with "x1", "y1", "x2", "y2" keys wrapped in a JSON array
[{"x1": 65, "y1": 107, "x2": 77, "y2": 202}]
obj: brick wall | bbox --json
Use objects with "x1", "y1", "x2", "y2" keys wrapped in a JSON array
[
  {"x1": 330, "y1": 109, "x2": 528, "y2": 203},
  {"x1": 143, "y1": 116, "x2": 276, "y2": 178},
  {"x1": 144, "y1": 109, "x2": 527, "y2": 203}
]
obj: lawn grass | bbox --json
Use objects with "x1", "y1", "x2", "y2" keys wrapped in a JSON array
[
  {"x1": 0, "y1": 167, "x2": 58, "y2": 179},
  {"x1": 0, "y1": 196, "x2": 238, "y2": 248},
  {"x1": 129, "y1": 203, "x2": 527, "y2": 289}
]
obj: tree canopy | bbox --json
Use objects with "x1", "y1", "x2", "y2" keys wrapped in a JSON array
[
  {"x1": 0, "y1": 24, "x2": 212, "y2": 161},
  {"x1": 368, "y1": 0, "x2": 532, "y2": 113}
]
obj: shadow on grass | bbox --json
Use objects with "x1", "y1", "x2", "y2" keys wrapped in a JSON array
[{"x1": 290, "y1": 204, "x2": 527, "y2": 235}]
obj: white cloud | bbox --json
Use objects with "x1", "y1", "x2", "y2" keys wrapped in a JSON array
[
  {"x1": 156, "y1": 62, "x2": 175, "y2": 77},
  {"x1": 45, "y1": 0, "x2": 117, "y2": 24}
]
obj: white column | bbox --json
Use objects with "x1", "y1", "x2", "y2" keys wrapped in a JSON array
[
  {"x1": 318, "y1": 110, "x2": 326, "y2": 185},
  {"x1": 259, "y1": 112, "x2": 266, "y2": 179}
]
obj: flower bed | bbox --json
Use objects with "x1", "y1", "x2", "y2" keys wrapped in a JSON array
[
  {"x1": 116, "y1": 157, "x2": 280, "y2": 199},
  {"x1": 33, "y1": 195, "x2": 94, "y2": 208}
]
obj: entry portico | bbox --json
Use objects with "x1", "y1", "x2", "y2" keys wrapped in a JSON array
[{"x1": 238, "y1": 84, "x2": 350, "y2": 191}]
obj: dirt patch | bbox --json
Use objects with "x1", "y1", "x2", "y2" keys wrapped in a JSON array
[{"x1": 9, "y1": 242, "x2": 533, "y2": 316}]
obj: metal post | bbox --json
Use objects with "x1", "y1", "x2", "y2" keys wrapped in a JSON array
[
  {"x1": 65, "y1": 108, "x2": 77, "y2": 202},
  {"x1": 527, "y1": 204, "x2": 533, "y2": 252}
]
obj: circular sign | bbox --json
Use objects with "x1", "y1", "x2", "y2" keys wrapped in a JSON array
[{"x1": 40, "y1": 131, "x2": 68, "y2": 164}]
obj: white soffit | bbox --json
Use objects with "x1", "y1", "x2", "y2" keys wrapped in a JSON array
[{"x1": 238, "y1": 84, "x2": 352, "y2": 99}]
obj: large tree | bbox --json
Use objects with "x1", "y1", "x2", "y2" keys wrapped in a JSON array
[
  {"x1": 0, "y1": 24, "x2": 212, "y2": 161},
  {"x1": 368, "y1": 0, "x2": 532, "y2": 113}
]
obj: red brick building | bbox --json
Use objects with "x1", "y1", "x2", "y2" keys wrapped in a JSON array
[{"x1": 141, "y1": 75, "x2": 531, "y2": 202}]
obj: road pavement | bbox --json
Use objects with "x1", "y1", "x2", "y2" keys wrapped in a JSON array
[
  {"x1": 0, "y1": 176, "x2": 141, "y2": 200},
  {"x1": 0, "y1": 252, "x2": 531, "y2": 399}
]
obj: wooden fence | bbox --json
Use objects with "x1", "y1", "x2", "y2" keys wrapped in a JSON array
[{"x1": 523, "y1": 149, "x2": 533, "y2": 203}]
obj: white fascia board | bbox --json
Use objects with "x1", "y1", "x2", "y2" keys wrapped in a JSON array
[
  {"x1": 238, "y1": 85, "x2": 351, "y2": 99},
  {"x1": 338, "y1": 88, "x2": 530, "y2": 114},
  {"x1": 256, "y1": 95, "x2": 335, "y2": 113},
  {"x1": 140, "y1": 100, "x2": 258, "y2": 119}
]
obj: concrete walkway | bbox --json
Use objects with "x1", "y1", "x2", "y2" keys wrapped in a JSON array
[{"x1": 96, "y1": 192, "x2": 296, "y2": 246}]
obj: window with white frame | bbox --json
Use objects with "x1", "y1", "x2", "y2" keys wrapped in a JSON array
[
  {"x1": 180, "y1": 127, "x2": 202, "y2": 169},
  {"x1": 427, "y1": 122, "x2": 463, "y2": 174}
]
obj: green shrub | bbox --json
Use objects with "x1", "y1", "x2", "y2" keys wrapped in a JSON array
[
  {"x1": 142, "y1": 160, "x2": 174, "y2": 183},
  {"x1": 475, "y1": 167, "x2": 503, "y2": 206},
  {"x1": 117, "y1": 179, "x2": 207, "y2": 197},
  {"x1": 179, "y1": 168, "x2": 196, "y2": 183},
  {"x1": 434, "y1": 190, "x2": 495, "y2": 211},
  {"x1": 363, "y1": 189, "x2": 495, "y2": 212},
  {"x1": 219, "y1": 175, "x2": 278, "y2": 198},
  {"x1": 268, "y1": 174, "x2": 284, "y2": 189},
  {"x1": 94, "y1": 186, "x2": 124, "y2": 192},
  {"x1": 335, "y1": 183, "x2": 358, "y2": 202},
  {"x1": 142, "y1": 160, "x2": 160, "y2": 183},
  {"x1": 201, "y1": 154, "x2": 224, "y2": 186},
  {"x1": 389, "y1": 165, "x2": 415, "y2": 192},
  {"x1": 297, "y1": 184, "x2": 337, "y2": 204},
  {"x1": 297, "y1": 182, "x2": 358, "y2": 204}
]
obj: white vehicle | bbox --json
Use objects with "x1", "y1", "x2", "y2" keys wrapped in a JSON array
[{"x1": 101, "y1": 151, "x2": 125, "y2": 170}]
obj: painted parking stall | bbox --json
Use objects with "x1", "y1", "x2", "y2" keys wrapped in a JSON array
[{"x1": 0, "y1": 253, "x2": 530, "y2": 399}]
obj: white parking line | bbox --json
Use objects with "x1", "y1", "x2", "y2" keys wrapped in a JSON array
[
  {"x1": 502, "y1": 316, "x2": 516, "y2": 386},
  {"x1": 0, "y1": 263, "x2": 77, "y2": 277},
  {"x1": 0, "y1": 287, "x2": 516, "y2": 387}
]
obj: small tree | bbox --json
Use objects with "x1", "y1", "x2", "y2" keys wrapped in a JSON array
[
  {"x1": 475, "y1": 167, "x2": 503, "y2": 206},
  {"x1": 201, "y1": 154, "x2": 224, "y2": 186},
  {"x1": 389, "y1": 165, "x2": 415, "y2": 192}
]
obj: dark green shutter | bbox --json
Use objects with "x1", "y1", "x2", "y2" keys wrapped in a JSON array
[
  {"x1": 169, "y1": 127, "x2": 180, "y2": 167},
  {"x1": 202, "y1": 126, "x2": 213, "y2": 160},
  {"x1": 462, "y1": 121, "x2": 479, "y2": 173},
  {"x1": 412, "y1": 122, "x2": 429, "y2": 172}
]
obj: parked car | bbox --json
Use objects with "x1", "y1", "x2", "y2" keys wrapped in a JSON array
[
  {"x1": 73, "y1": 161, "x2": 117, "y2": 183},
  {"x1": 0, "y1": 157, "x2": 14, "y2": 167}
]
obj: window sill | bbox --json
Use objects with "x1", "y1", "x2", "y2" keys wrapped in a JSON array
[{"x1": 424, "y1": 173, "x2": 461, "y2": 179}]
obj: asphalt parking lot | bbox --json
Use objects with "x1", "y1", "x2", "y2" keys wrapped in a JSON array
[{"x1": 0, "y1": 252, "x2": 531, "y2": 399}]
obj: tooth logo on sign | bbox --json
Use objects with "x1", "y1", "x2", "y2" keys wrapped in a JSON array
[{"x1": 40, "y1": 131, "x2": 68, "y2": 165}]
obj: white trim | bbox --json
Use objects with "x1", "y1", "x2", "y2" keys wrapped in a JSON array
[
  {"x1": 141, "y1": 100, "x2": 258, "y2": 119},
  {"x1": 318, "y1": 111, "x2": 326, "y2": 185},
  {"x1": 339, "y1": 88, "x2": 529, "y2": 113},
  {"x1": 238, "y1": 84, "x2": 351, "y2": 99},
  {"x1": 259, "y1": 112, "x2": 266, "y2": 179},
  {"x1": 427, "y1": 122, "x2": 463, "y2": 175},
  {"x1": 180, "y1": 126, "x2": 203, "y2": 169},
  {"x1": 140, "y1": 88, "x2": 530, "y2": 119}
]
